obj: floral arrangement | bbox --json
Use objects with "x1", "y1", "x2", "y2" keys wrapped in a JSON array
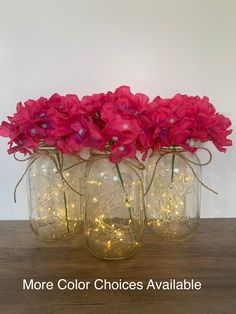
[
  {"x1": 0, "y1": 86, "x2": 233, "y2": 251},
  {"x1": 0, "y1": 86, "x2": 232, "y2": 162}
]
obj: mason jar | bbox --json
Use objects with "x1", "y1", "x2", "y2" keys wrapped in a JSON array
[
  {"x1": 27, "y1": 146, "x2": 83, "y2": 241},
  {"x1": 84, "y1": 153, "x2": 144, "y2": 259},
  {"x1": 145, "y1": 147, "x2": 201, "y2": 241}
]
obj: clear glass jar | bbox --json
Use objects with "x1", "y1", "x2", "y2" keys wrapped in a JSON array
[
  {"x1": 27, "y1": 146, "x2": 84, "y2": 241},
  {"x1": 84, "y1": 155, "x2": 144, "y2": 259},
  {"x1": 145, "y1": 148, "x2": 201, "y2": 241}
]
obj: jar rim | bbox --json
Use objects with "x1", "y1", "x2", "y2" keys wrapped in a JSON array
[
  {"x1": 160, "y1": 146, "x2": 184, "y2": 152},
  {"x1": 89, "y1": 148, "x2": 135, "y2": 164},
  {"x1": 35, "y1": 141, "x2": 57, "y2": 152}
]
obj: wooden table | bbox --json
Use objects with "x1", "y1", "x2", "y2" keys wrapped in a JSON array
[{"x1": 0, "y1": 219, "x2": 235, "y2": 314}]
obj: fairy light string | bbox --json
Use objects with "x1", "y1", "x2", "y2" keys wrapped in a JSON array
[
  {"x1": 13, "y1": 144, "x2": 216, "y2": 241},
  {"x1": 144, "y1": 146, "x2": 217, "y2": 197}
]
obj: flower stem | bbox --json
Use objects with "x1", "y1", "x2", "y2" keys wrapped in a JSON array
[
  {"x1": 171, "y1": 148, "x2": 176, "y2": 183},
  {"x1": 115, "y1": 163, "x2": 136, "y2": 242},
  {"x1": 167, "y1": 148, "x2": 176, "y2": 224},
  {"x1": 56, "y1": 152, "x2": 70, "y2": 233},
  {"x1": 63, "y1": 190, "x2": 70, "y2": 233},
  {"x1": 115, "y1": 163, "x2": 124, "y2": 189}
]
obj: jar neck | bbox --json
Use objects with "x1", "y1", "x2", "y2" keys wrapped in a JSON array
[
  {"x1": 89, "y1": 148, "x2": 110, "y2": 161},
  {"x1": 34, "y1": 142, "x2": 58, "y2": 154},
  {"x1": 89, "y1": 149, "x2": 144, "y2": 171},
  {"x1": 160, "y1": 146, "x2": 184, "y2": 153}
]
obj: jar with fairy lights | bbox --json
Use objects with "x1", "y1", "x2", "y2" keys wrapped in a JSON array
[
  {"x1": 0, "y1": 87, "x2": 232, "y2": 248},
  {"x1": 27, "y1": 145, "x2": 84, "y2": 241},
  {"x1": 84, "y1": 153, "x2": 145, "y2": 259},
  {"x1": 145, "y1": 147, "x2": 201, "y2": 241}
]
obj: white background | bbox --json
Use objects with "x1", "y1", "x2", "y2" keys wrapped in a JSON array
[{"x1": 0, "y1": 0, "x2": 235, "y2": 219}]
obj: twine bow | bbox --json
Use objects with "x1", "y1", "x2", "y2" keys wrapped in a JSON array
[
  {"x1": 85, "y1": 150, "x2": 146, "y2": 206},
  {"x1": 89, "y1": 150, "x2": 145, "y2": 170},
  {"x1": 13, "y1": 148, "x2": 85, "y2": 202},
  {"x1": 144, "y1": 147, "x2": 217, "y2": 197},
  {"x1": 13, "y1": 146, "x2": 216, "y2": 204},
  {"x1": 87, "y1": 151, "x2": 145, "y2": 191}
]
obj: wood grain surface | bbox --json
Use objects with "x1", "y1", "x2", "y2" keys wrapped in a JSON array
[{"x1": 0, "y1": 219, "x2": 235, "y2": 314}]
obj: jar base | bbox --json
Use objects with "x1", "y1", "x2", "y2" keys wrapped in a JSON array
[
  {"x1": 30, "y1": 220, "x2": 83, "y2": 242},
  {"x1": 87, "y1": 247, "x2": 140, "y2": 260},
  {"x1": 84, "y1": 218, "x2": 143, "y2": 260},
  {"x1": 85, "y1": 239, "x2": 141, "y2": 260},
  {"x1": 146, "y1": 218, "x2": 199, "y2": 241}
]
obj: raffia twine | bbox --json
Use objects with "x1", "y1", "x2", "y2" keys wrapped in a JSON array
[
  {"x1": 13, "y1": 145, "x2": 217, "y2": 203},
  {"x1": 144, "y1": 146, "x2": 217, "y2": 197},
  {"x1": 13, "y1": 147, "x2": 87, "y2": 202}
]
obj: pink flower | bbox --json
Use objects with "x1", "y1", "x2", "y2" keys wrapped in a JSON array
[
  {"x1": 46, "y1": 94, "x2": 105, "y2": 153},
  {"x1": 103, "y1": 116, "x2": 141, "y2": 139},
  {"x1": 80, "y1": 93, "x2": 106, "y2": 115},
  {"x1": 101, "y1": 86, "x2": 150, "y2": 161},
  {"x1": 79, "y1": 93, "x2": 107, "y2": 129},
  {"x1": 0, "y1": 89, "x2": 232, "y2": 161},
  {"x1": 102, "y1": 86, "x2": 149, "y2": 122},
  {"x1": 109, "y1": 140, "x2": 137, "y2": 163},
  {"x1": 0, "y1": 97, "x2": 50, "y2": 154},
  {"x1": 148, "y1": 94, "x2": 232, "y2": 153},
  {"x1": 55, "y1": 116, "x2": 89, "y2": 153},
  {"x1": 86, "y1": 121, "x2": 106, "y2": 150}
]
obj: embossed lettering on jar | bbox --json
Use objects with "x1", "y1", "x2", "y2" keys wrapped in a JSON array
[
  {"x1": 84, "y1": 155, "x2": 144, "y2": 259},
  {"x1": 145, "y1": 148, "x2": 201, "y2": 241},
  {"x1": 27, "y1": 146, "x2": 84, "y2": 241}
]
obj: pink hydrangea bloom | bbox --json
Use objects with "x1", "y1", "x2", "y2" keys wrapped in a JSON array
[
  {"x1": 148, "y1": 94, "x2": 232, "y2": 153},
  {"x1": 0, "y1": 89, "x2": 232, "y2": 162}
]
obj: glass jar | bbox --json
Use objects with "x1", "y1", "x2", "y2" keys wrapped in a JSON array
[
  {"x1": 27, "y1": 146, "x2": 84, "y2": 241},
  {"x1": 145, "y1": 148, "x2": 201, "y2": 241},
  {"x1": 84, "y1": 155, "x2": 144, "y2": 259}
]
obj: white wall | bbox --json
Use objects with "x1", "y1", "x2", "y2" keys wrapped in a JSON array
[{"x1": 0, "y1": 0, "x2": 235, "y2": 219}]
